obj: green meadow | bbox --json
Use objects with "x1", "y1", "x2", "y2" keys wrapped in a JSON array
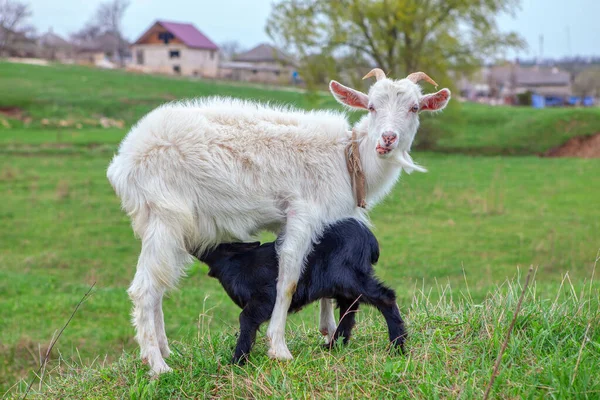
[{"x1": 1, "y1": 62, "x2": 599, "y2": 398}]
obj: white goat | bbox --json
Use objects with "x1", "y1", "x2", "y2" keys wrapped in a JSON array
[{"x1": 107, "y1": 68, "x2": 450, "y2": 374}]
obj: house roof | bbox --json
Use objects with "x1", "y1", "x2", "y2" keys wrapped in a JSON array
[
  {"x1": 488, "y1": 65, "x2": 571, "y2": 87},
  {"x1": 234, "y1": 43, "x2": 292, "y2": 64},
  {"x1": 517, "y1": 68, "x2": 571, "y2": 86},
  {"x1": 38, "y1": 31, "x2": 71, "y2": 48},
  {"x1": 134, "y1": 20, "x2": 218, "y2": 50}
]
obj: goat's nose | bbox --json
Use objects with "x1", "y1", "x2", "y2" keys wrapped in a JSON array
[{"x1": 381, "y1": 131, "x2": 398, "y2": 145}]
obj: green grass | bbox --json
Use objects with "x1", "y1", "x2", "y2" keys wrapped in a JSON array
[
  {"x1": 2, "y1": 62, "x2": 600, "y2": 155},
  {"x1": 431, "y1": 102, "x2": 600, "y2": 155},
  {"x1": 1, "y1": 61, "x2": 599, "y2": 398},
  {"x1": 0, "y1": 62, "x2": 336, "y2": 129},
  {"x1": 2, "y1": 149, "x2": 599, "y2": 397}
]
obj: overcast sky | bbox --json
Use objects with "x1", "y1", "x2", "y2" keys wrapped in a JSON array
[{"x1": 28, "y1": 0, "x2": 599, "y2": 59}]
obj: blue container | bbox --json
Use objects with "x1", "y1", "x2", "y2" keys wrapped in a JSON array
[{"x1": 532, "y1": 94, "x2": 545, "y2": 108}]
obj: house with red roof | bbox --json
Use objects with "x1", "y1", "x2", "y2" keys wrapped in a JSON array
[{"x1": 131, "y1": 20, "x2": 219, "y2": 77}]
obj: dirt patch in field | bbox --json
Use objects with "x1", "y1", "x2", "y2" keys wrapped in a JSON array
[
  {"x1": 544, "y1": 133, "x2": 600, "y2": 158},
  {"x1": 0, "y1": 106, "x2": 25, "y2": 119}
]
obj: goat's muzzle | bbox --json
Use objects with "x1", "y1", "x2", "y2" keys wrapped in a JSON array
[{"x1": 376, "y1": 131, "x2": 398, "y2": 156}]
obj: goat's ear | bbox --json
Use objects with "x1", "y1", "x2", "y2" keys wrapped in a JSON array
[
  {"x1": 419, "y1": 88, "x2": 451, "y2": 112},
  {"x1": 329, "y1": 80, "x2": 369, "y2": 110}
]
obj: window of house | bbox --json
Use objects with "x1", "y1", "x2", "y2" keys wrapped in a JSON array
[
  {"x1": 252, "y1": 69, "x2": 258, "y2": 74},
  {"x1": 136, "y1": 50, "x2": 144, "y2": 65},
  {"x1": 274, "y1": 70, "x2": 280, "y2": 76},
  {"x1": 210, "y1": 50, "x2": 215, "y2": 60},
  {"x1": 173, "y1": 65, "x2": 181, "y2": 74},
  {"x1": 158, "y1": 32, "x2": 174, "y2": 44},
  {"x1": 169, "y1": 50, "x2": 180, "y2": 59}
]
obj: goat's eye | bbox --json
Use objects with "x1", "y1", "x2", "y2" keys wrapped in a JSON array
[
  {"x1": 410, "y1": 104, "x2": 419, "y2": 113},
  {"x1": 368, "y1": 105, "x2": 375, "y2": 112}
]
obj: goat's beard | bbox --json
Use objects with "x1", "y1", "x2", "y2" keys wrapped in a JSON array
[{"x1": 393, "y1": 151, "x2": 427, "y2": 174}]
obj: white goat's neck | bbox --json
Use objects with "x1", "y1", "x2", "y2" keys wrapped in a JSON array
[{"x1": 353, "y1": 119, "x2": 404, "y2": 209}]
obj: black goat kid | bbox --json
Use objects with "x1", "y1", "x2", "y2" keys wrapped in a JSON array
[{"x1": 194, "y1": 219, "x2": 406, "y2": 364}]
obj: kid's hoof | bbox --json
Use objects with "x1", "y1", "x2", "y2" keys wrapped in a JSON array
[{"x1": 231, "y1": 355, "x2": 248, "y2": 365}]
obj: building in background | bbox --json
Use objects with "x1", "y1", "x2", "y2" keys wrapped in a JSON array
[
  {"x1": 219, "y1": 43, "x2": 295, "y2": 84},
  {"x1": 460, "y1": 63, "x2": 573, "y2": 106},
  {"x1": 0, "y1": 28, "x2": 38, "y2": 57},
  {"x1": 130, "y1": 20, "x2": 219, "y2": 77},
  {"x1": 72, "y1": 32, "x2": 130, "y2": 68},
  {"x1": 37, "y1": 29, "x2": 73, "y2": 61}
]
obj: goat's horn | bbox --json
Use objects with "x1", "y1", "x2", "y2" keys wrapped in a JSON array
[
  {"x1": 406, "y1": 72, "x2": 438, "y2": 87},
  {"x1": 362, "y1": 68, "x2": 386, "y2": 81}
]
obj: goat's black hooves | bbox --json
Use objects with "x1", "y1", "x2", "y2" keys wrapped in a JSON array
[
  {"x1": 322, "y1": 343, "x2": 334, "y2": 351},
  {"x1": 322, "y1": 339, "x2": 348, "y2": 351},
  {"x1": 389, "y1": 340, "x2": 406, "y2": 356},
  {"x1": 231, "y1": 355, "x2": 248, "y2": 366}
]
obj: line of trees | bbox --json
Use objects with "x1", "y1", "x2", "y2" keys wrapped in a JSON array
[
  {"x1": 0, "y1": 0, "x2": 130, "y2": 63},
  {"x1": 0, "y1": 0, "x2": 34, "y2": 56},
  {"x1": 266, "y1": 0, "x2": 526, "y2": 89},
  {"x1": 70, "y1": 0, "x2": 130, "y2": 66}
]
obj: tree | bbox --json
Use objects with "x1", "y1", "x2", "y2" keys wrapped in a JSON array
[
  {"x1": 0, "y1": 0, "x2": 35, "y2": 56},
  {"x1": 71, "y1": 23, "x2": 102, "y2": 43},
  {"x1": 573, "y1": 68, "x2": 600, "y2": 98},
  {"x1": 219, "y1": 40, "x2": 243, "y2": 61},
  {"x1": 266, "y1": 0, "x2": 525, "y2": 88},
  {"x1": 72, "y1": 0, "x2": 130, "y2": 65}
]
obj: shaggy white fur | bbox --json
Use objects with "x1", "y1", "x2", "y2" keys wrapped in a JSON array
[{"x1": 107, "y1": 76, "x2": 450, "y2": 374}]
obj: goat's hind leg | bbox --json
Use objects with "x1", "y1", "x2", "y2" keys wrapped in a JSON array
[
  {"x1": 319, "y1": 298, "x2": 337, "y2": 344},
  {"x1": 154, "y1": 292, "x2": 171, "y2": 358},
  {"x1": 361, "y1": 280, "x2": 407, "y2": 353},
  {"x1": 332, "y1": 297, "x2": 359, "y2": 346},
  {"x1": 128, "y1": 216, "x2": 191, "y2": 375}
]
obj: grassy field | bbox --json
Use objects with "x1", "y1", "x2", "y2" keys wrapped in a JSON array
[
  {"x1": 1, "y1": 62, "x2": 599, "y2": 398},
  {"x1": 2, "y1": 62, "x2": 600, "y2": 154}
]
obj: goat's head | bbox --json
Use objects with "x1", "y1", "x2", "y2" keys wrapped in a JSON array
[{"x1": 329, "y1": 68, "x2": 451, "y2": 157}]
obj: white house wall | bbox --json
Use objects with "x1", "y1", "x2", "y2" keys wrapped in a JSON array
[{"x1": 131, "y1": 44, "x2": 219, "y2": 77}]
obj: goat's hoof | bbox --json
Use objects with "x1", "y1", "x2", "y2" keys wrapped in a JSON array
[
  {"x1": 389, "y1": 341, "x2": 406, "y2": 356},
  {"x1": 231, "y1": 354, "x2": 248, "y2": 365},
  {"x1": 320, "y1": 325, "x2": 337, "y2": 343},
  {"x1": 149, "y1": 361, "x2": 173, "y2": 376},
  {"x1": 322, "y1": 342, "x2": 337, "y2": 351},
  {"x1": 322, "y1": 339, "x2": 346, "y2": 351},
  {"x1": 267, "y1": 346, "x2": 293, "y2": 361}
]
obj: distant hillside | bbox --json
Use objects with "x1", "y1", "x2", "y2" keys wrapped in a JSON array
[{"x1": 1, "y1": 62, "x2": 599, "y2": 156}]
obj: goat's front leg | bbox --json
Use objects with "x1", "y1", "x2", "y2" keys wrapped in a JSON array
[
  {"x1": 233, "y1": 299, "x2": 272, "y2": 365},
  {"x1": 319, "y1": 299, "x2": 337, "y2": 344},
  {"x1": 266, "y1": 205, "x2": 320, "y2": 360}
]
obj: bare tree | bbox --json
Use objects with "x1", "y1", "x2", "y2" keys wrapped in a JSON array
[
  {"x1": 71, "y1": 23, "x2": 102, "y2": 43},
  {"x1": 95, "y1": 0, "x2": 129, "y2": 65},
  {"x1": 0, "y1": 0, "x2": 35, "y2": 56},
  {"x1": 71, "y1": 0, "x2": 130, "y2": 65},
  {"x1": 219, "y1": 40, "x2": 243, "y2": 61},
  {"x1": 573, "y1": 67, "x2": 600, "y2": 98}
]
